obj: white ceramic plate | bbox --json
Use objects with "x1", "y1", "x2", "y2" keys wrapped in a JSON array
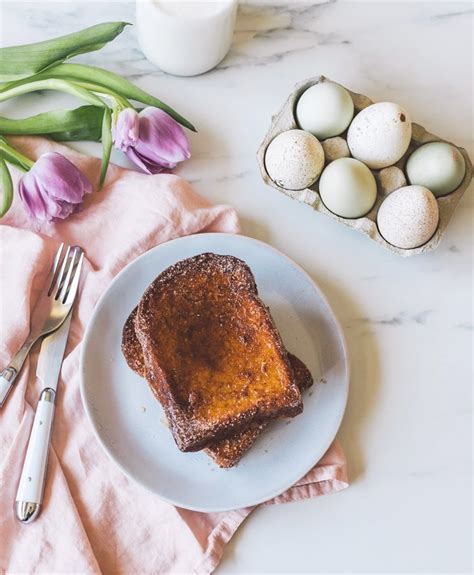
[{"x1": 80, "y1": 233, "x2": 349, "y2": 512}]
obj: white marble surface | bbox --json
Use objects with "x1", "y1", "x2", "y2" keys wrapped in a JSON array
[{"x1": 1, "y1": 1, "x2": 472, "y2": 572}]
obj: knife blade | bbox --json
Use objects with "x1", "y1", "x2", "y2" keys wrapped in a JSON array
[
  {"x1": 36, "y1": 312, "x2": 72, "y2": 393},
  {"x1": 15, "y1": 311, "x2": 73, "y2": 523}
]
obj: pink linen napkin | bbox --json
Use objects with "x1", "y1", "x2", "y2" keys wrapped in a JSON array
[{"x1": 0, "y1": 137, "x2": 348, "y2": 574}]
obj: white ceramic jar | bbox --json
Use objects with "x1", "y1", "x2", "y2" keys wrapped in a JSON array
[{"x1": 136, "y1": 0, "x2": 238, "y2": 76}]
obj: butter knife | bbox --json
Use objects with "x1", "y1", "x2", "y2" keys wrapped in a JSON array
[{"x1": 15, "y1": 312, "x2": 73, "y2": 523}]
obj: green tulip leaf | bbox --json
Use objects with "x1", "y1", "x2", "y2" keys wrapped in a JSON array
[
  {"x1": 3, "y1": 63, "x2": 196, "y2": 132},
  {"x1": 49, "y1": 126, "x2": 102, "y2": 142},
  {"x1": 0, "y1": 137, "x2": 34, "y2": 171},
  {"x1": 0, "y1": 22, "x2": 130, "y2": 81},
  {"x1": 0, "y1": 155, "x2": 14, "y2": 217},
  {"x1": 0, "y1": 106, "x2": 103, "y2": 141},
  {"x1": 0, "y1": 78, "x2": 106, "y2": 108}
]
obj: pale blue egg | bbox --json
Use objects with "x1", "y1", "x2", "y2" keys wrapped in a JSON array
[
  {"x1": 319, "y1": 158, "x2": 377, "y2": 218},
  {"x1": 406, "y1": 142, "x2": 466, "y2": 197},
  {"x1": 296, "y1": 82, "x2": 354, "y2": 140}
]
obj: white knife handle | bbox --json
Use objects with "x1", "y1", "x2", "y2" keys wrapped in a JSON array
[{"x1": 15, "y1": 388, "x2": 56, "y2": 523}]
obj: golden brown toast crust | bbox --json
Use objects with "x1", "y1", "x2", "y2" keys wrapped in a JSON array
[
  {"x1": 122, "y1": 307, "x2": 146, "y2": 377},
  {"x1": 204, "y1": 355, "x2": 313, "y2": 467},
  {"x1": 131, "y1": 253, "x2": 303, "y2": 452},
  {"x1": 122, "y1": 309, "x2": 312, "y2": 467}
]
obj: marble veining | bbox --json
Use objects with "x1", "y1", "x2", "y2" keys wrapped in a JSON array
[{"x1": 0, "y1": 2, "x2": 472, "y2": 573}]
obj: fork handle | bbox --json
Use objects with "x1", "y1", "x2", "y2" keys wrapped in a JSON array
[
  {"x1": 0, "y1": 368, "x2": 17, "y2": 407},
  {"x1": 0, "y1": 340, "x2": 34, "y2": 407},
  {"x1": 15, "y1": 388, "x2": 56, "y2": 523}
]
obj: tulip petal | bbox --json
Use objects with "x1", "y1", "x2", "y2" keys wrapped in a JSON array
[
  {"x1": 112, "y1": 107, "x2": 139, "y2": 151},
  {"x1": 18, "y1": 152, "x2": 92, "y2": 221},
  {"x1": 32, "y1": 153, "x2": 91, "y2": 202},
  {"x1": 123, "y1": 107, "x2": 190, "y2": 174},
  {"x1": 19, "y1": 172, "x2": 49, "y2": 220},
  {"x1": 125, "y1": 146, "x2": 169, "y2": 175},
  {"x1": 138, "y1": 107, "x2": 190, "y2": 163}
]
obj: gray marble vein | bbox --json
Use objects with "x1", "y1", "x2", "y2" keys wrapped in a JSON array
[{"x1": 0, "y1": 4, "x2": 472, "y2": 571}]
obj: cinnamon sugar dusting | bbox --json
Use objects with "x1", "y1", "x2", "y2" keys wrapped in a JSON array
[{"x1": 122, "y1": 253, "x2": 310, "y2": 462}]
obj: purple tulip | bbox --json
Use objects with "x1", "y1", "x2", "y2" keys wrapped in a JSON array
[
  {"x1": 112, "y1": 108, "x2": 139, "y2": 151},
  {"x1": 122, "y1": 107, "x2": 191, "y2": 174},
  {"x1": 19, "y1": 152, "x2": 92, "y2": 222}
]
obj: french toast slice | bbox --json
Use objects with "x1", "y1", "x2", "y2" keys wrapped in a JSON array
[
  {"x1": 133, "y1": 253, "x2": 303, "y2": 452},
  {"x1": 204, "y1": 354, "x2": 313, "y2": 467},
  {"x1": 122, "y1": 308, "x2": 312, "y2": 467}
]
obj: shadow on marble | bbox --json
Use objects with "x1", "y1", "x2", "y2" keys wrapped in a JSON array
[{"x1": 239, "y1": 215, "x2": 272, "y2": 245}]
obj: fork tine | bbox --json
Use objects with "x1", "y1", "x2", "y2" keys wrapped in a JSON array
[
  {"x1": 58, "y1": 247, "x2": 80, "y2": 303},
  {"x1": 63, "y1": 250, "x2": 84, "y2": 305},
  {"x1": 53, "y1": 245, "x2": 71, "y2": 300},
  {"x1": 47, "y1": 243, "x2": 65, "y2": 296}
]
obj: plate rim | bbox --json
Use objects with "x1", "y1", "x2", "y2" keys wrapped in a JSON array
[{"x1": 79, "y1": 232, "x2": 350, "y2": 512}]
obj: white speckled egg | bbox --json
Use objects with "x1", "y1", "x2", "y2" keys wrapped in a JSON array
[
  {"x1": 406, "y1": 142, "x2": 466, "y2": 197},
  {"x1": 347, "y1": 102, "x2": 412, "y2": 169},
  {"x1": 377, "y1": 185, "x2": 439, "y2": 249},
  {"x1": 319, "y1": 157, "x2": 377, "y2": 218},
  {"x1": 296, "y1": 81, "x2": 354, "y2": 140},
  {"x1": 265, "y1": 129, "x2": 325, "y2": 190}
]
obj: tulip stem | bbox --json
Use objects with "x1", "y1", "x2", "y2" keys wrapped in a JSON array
[
  {"x1": 0, "y1": 79, "x2": 107, "y2": 109},
  {"x1": 1, "y1": 63, "x2": 197, "y2": 131},
  {"x1": 0, "y1": 155, "x2": 14, "y2": 217},
  {"x1": 0, "y1": 137, "x2": 34, "y2": 170},
  {"x1": 99, "y1": 107, "x2": 112, "y2": 189},
  {"x1": 72, "y1": 81, "x2": 131, "y2": 110}
]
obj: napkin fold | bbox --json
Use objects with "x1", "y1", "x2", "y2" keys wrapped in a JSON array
[{"x1": 0, "y1": 137, "x2": 348, "y2": 574}]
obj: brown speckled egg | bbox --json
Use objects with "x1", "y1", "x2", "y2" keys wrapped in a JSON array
[
  {"x1": 265, "y1": 129, "x2": 325, "y2": 190},
  {"x1": 377, "y1": 185, "x2": 439, "y2": 249}
]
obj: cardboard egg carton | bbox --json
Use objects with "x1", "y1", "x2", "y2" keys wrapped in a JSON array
[{"x1": 256, "y1": 76, "x2": 473, "y2": 257}]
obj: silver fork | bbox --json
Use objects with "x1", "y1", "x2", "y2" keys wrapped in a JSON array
[{"x1": 0, "y1": 244, "x2": 84, "y2": 408}]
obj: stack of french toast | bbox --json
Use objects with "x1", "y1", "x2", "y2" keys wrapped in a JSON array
[{"x1": 122, "y1": 252, "x2": 313, "y2": 468}]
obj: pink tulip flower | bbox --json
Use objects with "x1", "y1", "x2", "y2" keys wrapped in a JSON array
[
  {"x1": 114, "y1": 107, "x2": 190, "y2": 174},
  {"x1": 112, "y1": 107, "x2": 139, "y2": 151},
  {"x1": 18, "y1": 152, "x2": 92, "y2": 222}
]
